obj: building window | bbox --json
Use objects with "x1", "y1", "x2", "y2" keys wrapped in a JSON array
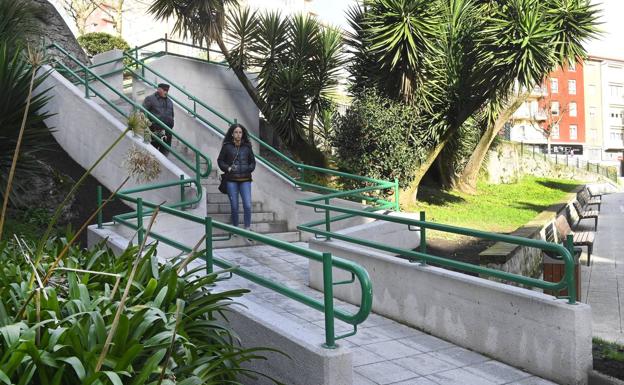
[
  {"x1": 568, "y1": 80, "x2": 576, "y2": 95},
  {"x1": 550, "y1": 78, "x2": 559, "y2": 93},
  {"x1": 569, "y1": 62, "x2": 576, "y2": 72},
  {"x1": 569, "y1": 125, "x2": 577, "y2": 140},
  {"x1": 551, "y1": 124, "x2": 560, "y2": 139},
  {"x1": 610, "y1": 84, "x2": 624, "y2": 99},
  {"x1": 569, "y1": 102, "x2": 577, "y2": 117},
  {"x1": 551, "y1": 101, "x2": 560, "y2": 116}
]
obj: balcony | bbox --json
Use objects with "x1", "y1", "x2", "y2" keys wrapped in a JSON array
[
  {"x1": 530, "y1": 86, "x2": 548, "y2": 97},
  {"x1": 512, "y1": 108, "x2": 548, "y2": 121}
]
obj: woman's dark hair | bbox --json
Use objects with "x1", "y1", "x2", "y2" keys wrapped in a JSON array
[{"x1": 223, "y1": 123, "x2": 251, "y2": 145}]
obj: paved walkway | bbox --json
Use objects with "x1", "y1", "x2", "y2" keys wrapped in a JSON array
[
  {"x1": 195, "y1": 243, "x2": 556, "y2": 385},
  {"x1": 580, "y1": 191, "x2": 624, "y2": 344}
]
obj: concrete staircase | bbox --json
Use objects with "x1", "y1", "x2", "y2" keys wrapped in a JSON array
[
  {"x1": 97, "y1": 92, "x2": 300, "y2": 249},
  {"x1": 199, "y1": 168, "x2": 300, "y2": 248}
]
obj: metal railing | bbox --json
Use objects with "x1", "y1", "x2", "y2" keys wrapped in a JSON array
[
  {"x1": 116, "y1": 46, "x2": 400, "y2": 212},
  {"x1": 296, "y1": 199, "x2": 580, "y2": 304},
  {"x1": 92, "y1": 41, "x2": 579, "y2": 304},
  {"x1": 49, "y1": 43, "x2": 375, "y2": 348}
]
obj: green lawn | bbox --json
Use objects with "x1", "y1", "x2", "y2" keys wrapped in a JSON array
[{"x1": 405, "y1": 176, "x2": 580, "y2": 236}]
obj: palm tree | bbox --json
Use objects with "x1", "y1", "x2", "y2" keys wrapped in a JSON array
[
  {"x1": 343, "y1": 0, "x2": 599, "y2": 202},
  {"x1": 148, "y1": 1, "x2": 337, "y2": 165}
]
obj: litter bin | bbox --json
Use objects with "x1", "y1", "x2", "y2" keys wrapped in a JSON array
[{"x1": 543, "y1": 251, "x2": 581, "y2": 301}]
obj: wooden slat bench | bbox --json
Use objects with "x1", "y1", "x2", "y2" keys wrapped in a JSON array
[
  {"x1": 554, "y1": 215, "x2": 594, "y2": 266},
  {"x1": 579, "y1": 187, "x2": 601, "y2": 211},
  {"x1": 572, "y1": 200, "x2": 598, "y2": 230}
]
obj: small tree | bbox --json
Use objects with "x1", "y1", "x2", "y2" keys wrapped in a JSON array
[{"x1": 528, "y1": 94, "x2": 568, "y2": 155}]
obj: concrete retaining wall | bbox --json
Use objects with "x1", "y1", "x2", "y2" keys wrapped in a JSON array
[
  {"x1": 38, "y1": 66, "x2": 197, "y2": 208},
  {"x1": 309, "y1": 223, "x2": 593, "y2": 385},
  {"x1": 224, "y1": 298, "x2": 352, "y2": 385},
  {"x1": 130, "y1": 64, "x2": 371, "y2": 235}
]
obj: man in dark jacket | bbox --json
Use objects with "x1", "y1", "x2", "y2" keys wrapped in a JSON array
[{"x1": 142, "y1": 83, "x2": 174, "y2": 155}]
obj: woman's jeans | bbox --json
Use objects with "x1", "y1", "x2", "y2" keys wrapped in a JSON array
[{"x1": 226, "y1": 181, "x2": 252, "y2": 228}]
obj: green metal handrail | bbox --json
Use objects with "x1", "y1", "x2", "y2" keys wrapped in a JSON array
[
  {"x1": 49, "y1": 42, "x2": 375, "y2": 348},
  {"x1": 97, "y1": 191, "x2": 373, "y2": 348},
  {"x1": 116, "y1": 51, "x2": 400, "y2": 213},
  {"x1": 47, "y1": 43, "x2": 212, "y2": 181},
  {"x1": 296, "y1": 200, "x2": 579, "y2": 304}
]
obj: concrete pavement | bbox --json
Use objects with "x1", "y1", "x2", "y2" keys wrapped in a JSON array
[
  {"x1": 199, "y1": 243, "x2": 557, "y2": 385},
  {"x1": 580, "y1": 192, "x2": 624, "y2": 344}
]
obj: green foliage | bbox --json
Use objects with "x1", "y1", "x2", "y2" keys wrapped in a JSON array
[
  {"x1": 344, "y1": 0, "x2": 600, "y2": 190},
  {"x1": 593, "y1": 338, "x2": 624, "y2": 363},
  {"x1": 333, "y1": 90, "x2": 423, "y2": 187},
  {"x1": 226, "y1": 8, "x2": 344, "y2": 148},
  {"x1": 0, "y1": 43, "x2": 53, "y2": 207},
  {"x1": 77, "y1": 32, "x2": 130, "y2": 57},
  {"x1": 0, "y1": 238, "x2": 282, "y2": 384},
  {"x1": 407, "y1": 176, "x2": 580, "y2": 234}
]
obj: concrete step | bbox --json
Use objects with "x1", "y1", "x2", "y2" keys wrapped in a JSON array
[
  {"x1": 206, "y1": 202, "x2": 263, "y2": 214},
  {"x1": 211, "y1": 231, "x2": 300, "y2": 248},
  {"x1": 213, "y1": 221, "x2": 289, "y2": 234},
  {"x1": 208, "y1": 211, "x2": 275, "y2": 223}
]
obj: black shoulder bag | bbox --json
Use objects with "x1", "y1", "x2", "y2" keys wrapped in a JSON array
[{"x1": 218, "y1": 146, "x2": 240, "y2": 194}]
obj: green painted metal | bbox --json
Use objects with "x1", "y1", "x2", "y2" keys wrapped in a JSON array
[
  {"x1": 322, "y1": 252, "x2": 336, "y2": 349},
  {"x1": 47, "y1": 44, "x2": 212, "y2": 182},
  {"x1": 49, "y1": 42, "x2": 376, "y2": 346},
  {"x1": 419, "y1": 211, "x2": 427, "y2": 265},
  {"x1": 296, "y1": 199, "x2": 578, "y2": 304}
]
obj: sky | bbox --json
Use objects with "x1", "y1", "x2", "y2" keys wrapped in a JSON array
[
  {"x1": 314, "y1": 0, "x2": 624, "y2": 61},
  {"x1": 313, "y1": 0, "x2": 354, "y2": 29},
  {"x1": 585, "y1": 0, "x2": 624, "y2": 60}
]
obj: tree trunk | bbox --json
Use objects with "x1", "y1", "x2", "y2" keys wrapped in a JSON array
[
  {"x1": 308, "y1": 104, "x2": 316, "y2": 145},
  {"x1": 455, "y1": 93, "x2": 529, "y2": 194},
  {"x1": 400, "y1": 132, "x2": 452, "y2": 205}
]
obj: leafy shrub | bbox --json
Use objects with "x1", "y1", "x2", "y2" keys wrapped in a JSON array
[
  {"x1": 77, "y1": 32, "x2": 130, "y2": 57},
  {"x1": 332, "y1": 89, "x2": 423, "y2": 188},
  {"x1": 0, "y1": 43, "x2": 53, "y2": 207},
  {"x1": 0, "y1": 237, "x2": 281, "y2": 384}
]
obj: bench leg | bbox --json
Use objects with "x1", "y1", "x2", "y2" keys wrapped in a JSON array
[
  {"x1": 587, "y1": 245, "x2": 592, "y2": 266},
  {"x1": 594, "y1": 217, "x2": 598, "y2": 230}
]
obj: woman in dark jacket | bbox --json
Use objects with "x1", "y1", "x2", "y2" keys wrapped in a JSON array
[{"x1": 217, "y1": 123, "x2": 256, "y2": 232}]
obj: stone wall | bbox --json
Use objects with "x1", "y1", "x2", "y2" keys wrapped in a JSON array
[
  {"x1": 487, "y1": 142, "x2": 613, "y2": 184},
  {"x1": 29, "y1": 0, "x2": 89, "y2": 64}
]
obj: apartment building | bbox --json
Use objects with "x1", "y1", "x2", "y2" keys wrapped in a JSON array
[
  {"x1": 509, "y1": 62, "x2": 585, "y2": 155},
  {"x1": 583, "y1": 55, "x2": 624, "y2": 167}
]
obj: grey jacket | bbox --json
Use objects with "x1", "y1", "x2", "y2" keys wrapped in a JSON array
[{"x1": 142, "y1": 92, "x2": 174, "y2": 128}]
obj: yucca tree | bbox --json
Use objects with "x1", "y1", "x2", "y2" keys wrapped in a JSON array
[
  {"x1": 452, "y1": 0, "x2": 600, "y2": 193},
  {"x1": 0, "y1": 46, "x2": 53, "y2": 209},
  {"x1": 344, "y1": 0, "x2": 599, "y2": 202}
]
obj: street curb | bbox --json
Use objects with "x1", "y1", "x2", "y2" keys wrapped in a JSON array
[{"x1": 589, "y1": 370, "x2": 624, "y2": 385}]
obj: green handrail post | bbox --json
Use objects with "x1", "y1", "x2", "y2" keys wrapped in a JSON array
[
  {"x1": 84, "y1": 68, "x2": 89, "y2": 98},
  {"x1": 325, "y1": 198, "x2": 331, "y2": 240},
  {"x1": 322, "y1": 252, "x2": 336, "y2": 349},
  {"x1": 420, "y1": 211, "x2": 427, "y2": 264},
  {"x1": 134, "y1": 46, "x2": 138, "y2": 70},
  {"x1": 565, "y1": 234, "x2": 577, "y2": 304},
  {"x1": 137, "y1": 198, "x2": 144, "y2": 246},
  {"x1": 97, "y1": 185, "x2": 103, "y2": 229},
  {"x1": 179, "y1": 174, "x2": 185, "y2": 208},
  {"x1": 205, "y1": 217, "x2": 213, "y2": 274},
  {"x1": 394, "y1": 178, "x2": 400, "y2": 211}
]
